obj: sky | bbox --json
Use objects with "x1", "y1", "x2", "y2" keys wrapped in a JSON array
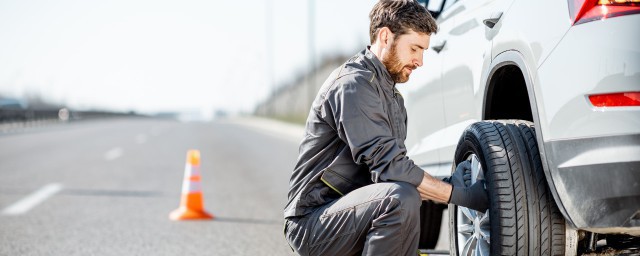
[{"x1": 0, "y1": 0, "x2": 377, "y2": 117}]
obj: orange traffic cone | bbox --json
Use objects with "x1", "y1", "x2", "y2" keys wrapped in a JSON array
[{"x1": 169, "y1": 149, "x2": 214, "y2": 220}]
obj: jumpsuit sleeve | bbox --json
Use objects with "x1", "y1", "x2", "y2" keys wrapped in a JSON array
[{"x1": 323, "y1": 74, "x2": 425, "y2": 187}]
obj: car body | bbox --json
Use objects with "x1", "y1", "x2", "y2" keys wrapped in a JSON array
[{"x1": 404, "y1": 0, "x2": 640, "y2": 253}]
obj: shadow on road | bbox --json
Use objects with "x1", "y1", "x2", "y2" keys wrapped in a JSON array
[{"x1": 214, "y1": 216, "x2": 282, "y2": 226}]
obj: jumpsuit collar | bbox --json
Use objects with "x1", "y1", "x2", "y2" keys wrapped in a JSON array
[{"x1": 365, "y1": 46, "x2": 395, "y2": 91}]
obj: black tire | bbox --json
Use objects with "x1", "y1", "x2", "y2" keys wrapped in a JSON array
[
  {"x1": 448, "y1": 120, "x2": 566, "y2": 255},
  {"x1": 419, "y1": 200, "x2": 446, "y2": 249}
]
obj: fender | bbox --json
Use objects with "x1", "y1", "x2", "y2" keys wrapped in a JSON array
[{"x1": 480, "y1": 50, "x2": 576, "y2": 227}]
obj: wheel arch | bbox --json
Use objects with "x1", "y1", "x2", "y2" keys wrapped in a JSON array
[{"x1": 481, "y1": 50, "x2": 576, "y2": 227}]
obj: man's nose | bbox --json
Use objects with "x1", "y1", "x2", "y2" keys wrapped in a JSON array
[{"x1": 414, "y1": 54, "x2": 423, "y2": 67}]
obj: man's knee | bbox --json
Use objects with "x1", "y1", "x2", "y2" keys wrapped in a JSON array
[
  {"x1": 372, "y1": 182, "x2": 421, "y2": 232},
  {"x1": 389, "y1": 182, "x2": 420, "y2": 201},
  {"x1": 386, "y1": 182, "x2": 421, "y2": 213}
]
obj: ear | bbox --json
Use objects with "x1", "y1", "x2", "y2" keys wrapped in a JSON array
[{"x1": 378, "y1": 27, "x2": 393, "y2": 49}]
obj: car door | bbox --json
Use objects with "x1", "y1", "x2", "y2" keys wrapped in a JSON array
[
  {"x1": 402, "y1": 43, "x2": 445, "y2": 175},
  {"x1": 402, "y1": 0, "x2": 458, "y2": 178},
  {"x1": 438, "y1": 0, "x2": 514, "y2": 164}
]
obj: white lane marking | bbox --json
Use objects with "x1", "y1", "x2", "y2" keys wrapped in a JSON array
[
  {"x1": 135, "y1": 134, "x2": 147, "y2": 144},
  {"x1": 2, "y1": 183, "x2": 63, "y2": 216},
  {"x1": 104, "y1": 147, "x2": 123, "y2": 161}
]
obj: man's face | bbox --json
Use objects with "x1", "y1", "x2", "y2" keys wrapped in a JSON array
[{"x1": 382, "y1": 30, "x2": 430, "y2": 83}]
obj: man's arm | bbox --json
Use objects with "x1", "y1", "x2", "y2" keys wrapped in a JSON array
[{"x1": 417, "y1": 172, "x2": 452, "y2": 203}]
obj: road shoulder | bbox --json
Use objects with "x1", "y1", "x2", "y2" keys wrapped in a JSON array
[{"x1": 219, "y1": 116, "x2": 305, "y2": 144}]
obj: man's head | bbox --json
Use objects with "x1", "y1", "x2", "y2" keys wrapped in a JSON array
[{"x1": 369, "y1": 0, "x2": 438, "y2": 83}]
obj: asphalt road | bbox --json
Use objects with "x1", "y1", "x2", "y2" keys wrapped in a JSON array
[{"x1": 0, "y1": 117, "x2": 449, "y2": 255}]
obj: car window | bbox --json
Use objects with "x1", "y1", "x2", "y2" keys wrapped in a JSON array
[
  {"x1": 442, "y1": 0, "x2": 458, "y2": 12},
  {"x1": 437, "y1": 0, "x2": 461, "y2": 23},
  {"x1": 426, "y1": 0, "x2": 444, "y2": 12}
]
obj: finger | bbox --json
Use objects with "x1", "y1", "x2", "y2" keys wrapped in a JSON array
[
  {"x1": 451, "y1": 172, "x2": 465, "y2": 187},
  {"x1": 452, "y1": 161, "x2": 470, "y2": 186},
  {"x1": 458, "y1": 160, "x2": 471, "y2": 171},
  {"x1": 463, "y1": 173, "x2": 471, "y2": 186}
]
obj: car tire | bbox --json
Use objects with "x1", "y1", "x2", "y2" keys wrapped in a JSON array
[
  {"x1": 419, "y1": 200, "x2": 446, "y2": 249},
  {"x1": 448, "y1": 120, "x2": 566, "y2": 255}
]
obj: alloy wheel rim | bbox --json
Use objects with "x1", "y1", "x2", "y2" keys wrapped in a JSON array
[{"x1": 456, "y1": 154, "x2": 490, "y2": 256}]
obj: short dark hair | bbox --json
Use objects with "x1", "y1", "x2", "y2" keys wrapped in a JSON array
[{"x1": 369, "y1": 0, "x2": 438, "y2": 44}]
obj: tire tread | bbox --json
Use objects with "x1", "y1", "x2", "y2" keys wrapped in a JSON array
[{"x1": 450, "y1": 120, "x2": 566, "y2": 256}]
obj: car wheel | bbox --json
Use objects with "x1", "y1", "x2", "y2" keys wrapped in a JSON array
[
  {"x1": 419, "y1": 200, "x2": 446, "y2": 249},
  {"x1": 448, "y1": 120, "x2": 566, "y2": 255}
]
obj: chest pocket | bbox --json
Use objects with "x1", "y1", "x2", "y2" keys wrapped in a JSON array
[
  {"x1": 387, "y1": 88, "x2": 407, "y2": 145},
  {"x1": 371, "y1": 78, "x2": 407, "y2": 143},
  {"x1": 393, "y1": 88, "x2": 408, "y2": 141}
]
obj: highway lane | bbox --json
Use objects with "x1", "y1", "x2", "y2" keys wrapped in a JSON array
[
  {"x1": 0, "y1": 117, "x2": 450, "y2": 255},
  {"x1": 0, "y1": 117, "x2": 302, "y2": 255}
]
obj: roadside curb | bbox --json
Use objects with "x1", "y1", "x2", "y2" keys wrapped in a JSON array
[{"x1": 220, "y1": 116, "x2": 305, "y2": 144}]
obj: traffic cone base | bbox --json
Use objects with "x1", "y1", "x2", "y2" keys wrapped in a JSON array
[{"x1": 169, "y1": 206, "x2": 214, "y2": 220}]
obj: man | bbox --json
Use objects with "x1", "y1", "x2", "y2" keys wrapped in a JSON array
[{"x1": 284, "y1": 1, "x2": 488, "y2": 255}]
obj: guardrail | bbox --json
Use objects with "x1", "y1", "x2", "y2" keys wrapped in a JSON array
[
  {"x1": 1, "y1": 109, "x2": 59, "y2": 122},
  {"x1": 0, "y1": 108, "x2": 143, "y2": 132}
]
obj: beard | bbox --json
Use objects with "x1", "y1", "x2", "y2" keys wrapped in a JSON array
[{"x1": 382, "y1": 42, "x2": 416, "y2": 83}]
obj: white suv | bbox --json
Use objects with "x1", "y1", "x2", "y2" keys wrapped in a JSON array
[{"x1": 405, "y1": 0, "x2": 640, "y2": 254}]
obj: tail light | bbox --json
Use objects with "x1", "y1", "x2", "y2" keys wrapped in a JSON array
[
  {"x1": 568, "y1": 0, "x2": 640, "y2": 25},
  {"x1": 588, "y1": 92, "x2": 640, "y2": 107}
]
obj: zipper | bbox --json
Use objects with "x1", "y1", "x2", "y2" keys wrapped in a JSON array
[{"x1": 392, "y1": 89, "x2": 401, "y2": 137}]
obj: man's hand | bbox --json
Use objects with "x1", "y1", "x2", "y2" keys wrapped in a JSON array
[{"x1": 445, "y1": 160, "x2": 489, "y2": 212}]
